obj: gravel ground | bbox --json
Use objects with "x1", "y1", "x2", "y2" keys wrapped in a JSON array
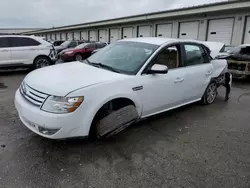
[{"x1": 0, "y1": 70, "x2": 250, "y2": 188}]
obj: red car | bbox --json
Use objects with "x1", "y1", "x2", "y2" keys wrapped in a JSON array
[{"x1": 58, "y1": 42, "x2": 107, "y2": 62}]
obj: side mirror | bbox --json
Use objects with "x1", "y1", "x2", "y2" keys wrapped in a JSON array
[{"x1": 147, "y1": 64, "x2": 168, "y2": 74}]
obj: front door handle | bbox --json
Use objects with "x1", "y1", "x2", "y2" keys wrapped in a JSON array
[
  {"x1": 174, "y1": 78, "x2": 184, "y2": 83},
  {"x1": 206, "y1": 71, "x2": 213, "y2": 76}
]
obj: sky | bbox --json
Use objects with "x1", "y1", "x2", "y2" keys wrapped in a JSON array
[{"x1": 0, "y1": 0, "x2": 228, "y2": 28}]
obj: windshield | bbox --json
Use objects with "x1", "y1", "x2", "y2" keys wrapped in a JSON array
[
  {"x1": 86, "y1": 41, "x2": 159, "y2": 75},
  {"x1": 220, "y1": 45, "x2": 235, "y2": 53},
  {"x1": 75, "y1": 43, "x2": 88, "y2": 49},
  {"x1": 60, "y1": 41, "x2": 71, "y2": 46}
]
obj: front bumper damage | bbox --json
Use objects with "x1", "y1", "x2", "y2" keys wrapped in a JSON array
[{"x1": 228, "y1": 60, "x2": 250, "y2": 79}]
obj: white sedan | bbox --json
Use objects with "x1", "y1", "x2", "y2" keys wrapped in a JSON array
[{"x1": 15, "y1": 37, "x2": 232, "y2": 139}]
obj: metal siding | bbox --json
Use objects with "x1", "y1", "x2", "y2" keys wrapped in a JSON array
[
  {"x1": 98, "y1": 29, "x2": 107, "y2": 42},
  {"x1": 122, "y1": 27, "x2": 133, "y2": 39},
  {"x1": 179, "y1": 21, "x2": 199, "y2": 39},
  {"x1": 74, "y1": 32, "x2": 81, "y2": 40},
  {"x1": 89, "y1": 30, "x2": 97, "y2": 41},
  {"x1": 138, "y1": 26, "x2": 151, "y2": 37},
  {"x1": 207, "y1": 18, "x2": 234, "y2": 44},
  {"x1": 156, "y1": 24, "x2": 172, "y2": 38},
  {"x1": 80, "y1": 31, "x2": 88, "y2": 40},
  {"x1": 244, "y1": 16, "x2": 250, "y2": 44},
  {"x1": 110, "y1": 29, "x2": 119, "y2": 43}
]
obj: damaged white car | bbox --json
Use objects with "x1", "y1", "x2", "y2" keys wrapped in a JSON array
[{"x1": 15, "y1": 37, "x2": 232, "y2": 139}]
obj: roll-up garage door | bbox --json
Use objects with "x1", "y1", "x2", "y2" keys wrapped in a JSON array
[
  {"x1": 179, "y1": 21, "x2": 199, "y2": 39},
  {"x1": 110, "y1": 29, "x2": 119, "y2": 43},
  {"x1": 74, "y1": 32, "x2": 80, "y2": 40},
  {"x1": 89, "y1": 30, "x2": 97, "y2": 41},
  {"x1": 156, "y1": 24, "x2": 172, "y2": 38},
  {"x1": 61, "y1": 33, "x2": 67, "y2": 40},
  {"x1": 244, "y1": 17, "x2": 250, "y2": 44},
  {"x1": 67, "y1": 32, "x2": 74, "y2": 40},
  {"x1": 56, "y1": 33, "x2": 60, "y2": 40},
  {"x1": 138, "y1": 26, "x2": 151, "y2": 37},
  {"x1": 122, "y1": 27, "x2": 133, "y2": 39},
  {"x1": 80, "y1": 31, "x2": 87, "y2": 40},
  {"x1": 207, "y1": 18, "x2": 234, "y2": 44},
  {"x1": 98, "y1": 29, "x2": 107, "y2": 42}
]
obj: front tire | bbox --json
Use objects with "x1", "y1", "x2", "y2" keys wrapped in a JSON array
[
  {"x1": 33, "y1": 56, "x2": 52, "y2": 69},
  {"x1": 201, "y1": 81, "x2": 218, "y2": 105},
  {"x1": 74, "y1": 53, "x2": 83, "y2": 61}
]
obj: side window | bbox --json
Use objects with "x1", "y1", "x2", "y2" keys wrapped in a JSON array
[
  {"x1": 97, "y1": 43, "x2": 107, "y2": 48},
  {"x1": 69, "y1": 41, "x2": 77, "y2": 48},
  {"x1": 87, "y1": 43, "x2": 95, "y2": 49},
  {"x1": 153, "y1": 45, "x2": 180, "y2": 69},
  {"x1": 184, "y1": 44, "x2": 209, "y2": 66},
  {"x1": 0, "y1": 37, "x2": 10, "y2": 48},
  {"x1": 9, "y1": 37, "x2": 40, "y2": 47}
]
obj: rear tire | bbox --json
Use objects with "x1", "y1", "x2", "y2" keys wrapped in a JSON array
[
  {"x1": 33, "y1": 56, "x2": 52, "y2": 69},
  {"x1": 200, "y1": 81, "x2": 218, "y2": 105}
]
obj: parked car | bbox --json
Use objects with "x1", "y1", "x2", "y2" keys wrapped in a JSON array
[
  {"x1": 58, "y1": 42, "x2": 107, "y2": 62},
  {"x1": 216, "y1": 44, "x2": 250, "y2": 79},
  {"x1": 0, "y1": 35, "x2": 57, "y2": 69},
  {"x1": 200, "y1": 41, "x2": 235, "y2": 58},
  {"x1": 54, "y1": 40, "x2": 86, "y2": 54},
  {"x1": 91, "y1": 42, "x2": 109, "y2": 55},
  {"x1": 15, "y1": 37, "x2": 232, "y2": 139},
  {"x1": 50, "y1": 40, "x2": 65, "y2": 46}
]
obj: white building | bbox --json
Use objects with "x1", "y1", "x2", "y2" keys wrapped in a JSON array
[
  {"x1": 22, "y1": 0, "x2": 250, "y2": 45},
  {"x1": 0, "y1": 28, "x2": 43, "y2": 35}
]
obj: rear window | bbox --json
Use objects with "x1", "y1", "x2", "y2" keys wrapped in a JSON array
[{"x1": 9, "y1": 37, "x2": 41, "y2": 47}]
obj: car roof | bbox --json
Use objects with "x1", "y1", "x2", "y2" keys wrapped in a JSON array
[{"x1": 119, "y1": 37, "x2": 208, "y2": 46}]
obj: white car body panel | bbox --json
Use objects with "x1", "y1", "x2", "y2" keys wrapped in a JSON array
[
  {"x1": 25, "y1": 62, "x2": 129, "y2": 96},
  {"x1": 15, "y1": 37, "x2": 230, "y2": 139},
  {"x1": 0, "y1": 47, "x2": 11, "y2": 65}
]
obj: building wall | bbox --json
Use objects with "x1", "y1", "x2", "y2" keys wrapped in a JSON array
[
  {"x1": 0, "y1": 28, "x2": 42, "y2": 35},
  {"x1": 34, "y1": 10, "x2": 250, "y2": 45}
]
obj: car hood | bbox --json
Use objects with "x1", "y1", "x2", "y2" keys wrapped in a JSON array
[
  {"x1": 55, "y1": 45, "x2": 67, "y2": 51},
  {"x1": 60, "y1": 48, "x2": 75, "y2": 54},
  {"x1": 24, "y1": 62, "x2": 128, "y2": 96}
]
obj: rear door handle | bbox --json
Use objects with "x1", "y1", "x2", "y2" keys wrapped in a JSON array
[
  {"x1": 174, "y1": 78, "x2": 184, "y2": 83},
  {"x1": 1, "y1": 50, "x2": 8, "y2": 52}
]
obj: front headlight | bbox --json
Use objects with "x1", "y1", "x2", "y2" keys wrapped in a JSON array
[{"x1": 41, "y1": 96, "x2": 84, "y2": 114}]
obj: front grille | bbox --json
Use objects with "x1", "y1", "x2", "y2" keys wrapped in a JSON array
[
  {"x1": 20, "y1": 83, "x2": 48, "y2": 107},
  {"x1": 228, "y1": 63, "x2": 246, "y2": 71}
]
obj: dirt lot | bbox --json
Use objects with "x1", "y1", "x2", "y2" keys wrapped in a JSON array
[{"x1": 0, "y1": 70, "x2": 250, "y2": 188}]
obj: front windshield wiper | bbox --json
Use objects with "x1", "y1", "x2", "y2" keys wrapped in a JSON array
[{"x1": 88, "y1": 62, "x2": 121, "y2": 73}]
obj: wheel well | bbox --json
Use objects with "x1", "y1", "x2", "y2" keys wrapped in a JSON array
[
  {"x1": 89, "y1": 98, "x2": 136, "y2": 137},
  {"x1": 33, "y1": 55, "x2": 50, "y2": 64}
]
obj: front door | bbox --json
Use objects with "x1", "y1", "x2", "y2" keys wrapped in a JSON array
[
  {"x1": 0, "y1": 37, "x2": 11, "y2": 66},
  {"x1": 139, "y1": 45, "x2": 187, "y2": 117}
]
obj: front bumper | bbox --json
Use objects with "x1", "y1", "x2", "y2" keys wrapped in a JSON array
[
  {"x1": 228, "y1": 69, "x2": 250, "y2": 79},
  {"x1": 14, "y1": 89, "x2": 90, "y2": 139}
]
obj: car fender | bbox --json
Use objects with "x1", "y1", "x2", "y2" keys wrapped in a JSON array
[
  {"x1": 210, "y1": 59, "x2": 228, "y2": 78},
  {"x1": 67, "y1": 80, "x2": 143, "y2": 134}
]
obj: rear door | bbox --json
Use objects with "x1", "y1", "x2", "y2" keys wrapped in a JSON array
[
  {"x1": 0, "y1": 37, "x2": 11, "y2": 66},
  {"x1": 179, "y1": 43, "x2": 213, "y2": 102},
  {"x1": 9, "y1": 37, "x2": 42, "y2": 65}
]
